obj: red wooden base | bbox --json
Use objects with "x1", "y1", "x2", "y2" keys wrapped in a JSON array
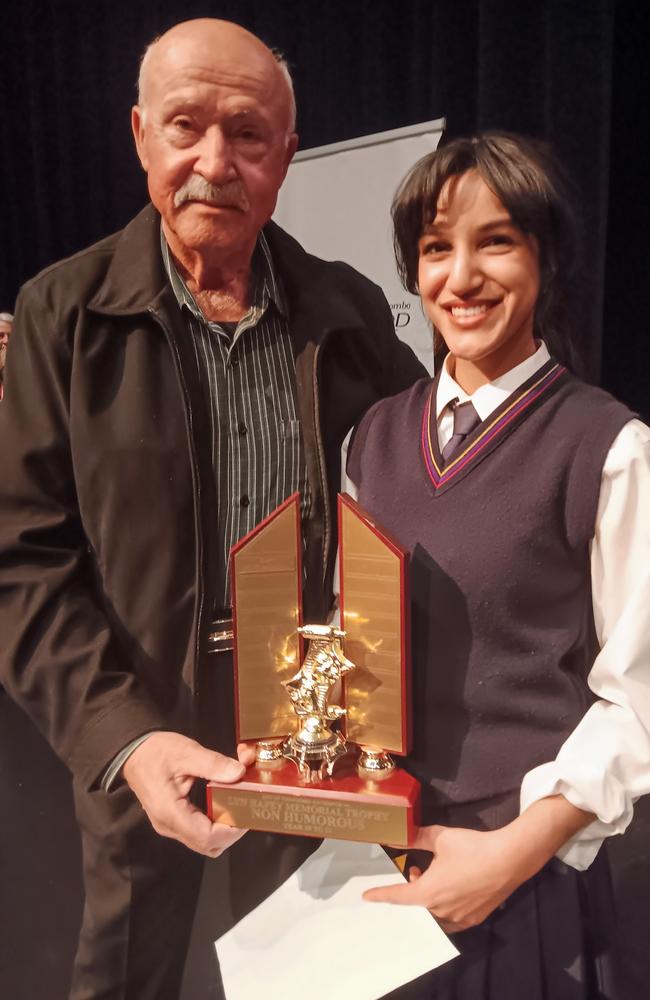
[{"x1": 207, "y1": 755, "x2": 420, "y2": 846}]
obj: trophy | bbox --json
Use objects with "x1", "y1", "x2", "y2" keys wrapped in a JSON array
[{"x1": 207, "y1": 492, "x2": 419, "y2": 846}]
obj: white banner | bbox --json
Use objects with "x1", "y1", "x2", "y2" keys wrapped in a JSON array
[{"x1": 274, "y1": 118, "x2": 445, "y2": 373}]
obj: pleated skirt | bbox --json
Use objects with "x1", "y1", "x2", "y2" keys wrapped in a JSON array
[{"x1": 385, "y1": 847, "x2": 622, "y2": 1000}]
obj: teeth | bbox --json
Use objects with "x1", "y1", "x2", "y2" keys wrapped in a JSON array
[{"x1": 451, "y1": 304, "x2": 489, "y2": 317}]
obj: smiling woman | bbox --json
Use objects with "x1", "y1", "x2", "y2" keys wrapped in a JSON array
[
  {"x1": 347, "y1": 133, "x2": 650, "y2": 999},
  {"x1": 392, "y1": 133, "x2": 579, "y2": 377}
]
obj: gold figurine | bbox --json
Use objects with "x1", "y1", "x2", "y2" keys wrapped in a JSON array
[{"x1": 281, "y1": 625, "x2": 356, "y2": 782}]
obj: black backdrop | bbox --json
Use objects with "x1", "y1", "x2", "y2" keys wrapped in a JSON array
[
  {"x1": 1, "y1": 2, "x2": 649, "y2": 999},
  {"x1": 0, "y1": 0, "x2": 648, "y2": 411}
]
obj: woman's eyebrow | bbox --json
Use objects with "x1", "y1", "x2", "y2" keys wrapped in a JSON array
[
  {"x1": 421, "y1": 221, "x2": 445, "y2": 235},
  {"x1": 422, "y1": 215, "x2": 514, "y2": 235},
  {"x1": 475, "y1": 217, "x2": 516, "y2": 232}
]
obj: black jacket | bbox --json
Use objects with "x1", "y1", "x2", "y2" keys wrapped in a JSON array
[{"x1": 0, "y1": 204, "x2": 425, "y2": 790}]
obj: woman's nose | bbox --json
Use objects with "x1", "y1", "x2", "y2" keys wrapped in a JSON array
[{"x1": 447, "y1": 249, "x2": 482, "y2": 294}]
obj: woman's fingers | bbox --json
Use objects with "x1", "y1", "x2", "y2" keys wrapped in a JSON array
[{"x1": 410, "y1": 824, "x2": 447, "y2": 852}]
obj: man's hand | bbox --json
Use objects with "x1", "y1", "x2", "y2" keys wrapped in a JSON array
[
  {"x1": 363, "y1": 796, "x2": 594, "y2": 933},
  {"x1": 123, "y1": 731, "x2": 256, "y2": 857}
]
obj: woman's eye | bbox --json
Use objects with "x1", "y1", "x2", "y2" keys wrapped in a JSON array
[
  {"x1": 421, "y1": 241, "x2": 449, "y2": 255},
  {"x1": 483, "y1": 234, "x2": 513, "y2": 248}
]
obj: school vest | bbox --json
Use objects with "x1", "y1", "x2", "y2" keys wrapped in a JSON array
[{"x1": 348, "y1": 360, "x2": 633, "y2": 819}]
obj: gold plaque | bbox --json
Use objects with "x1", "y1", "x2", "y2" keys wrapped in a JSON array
[
  {"x1": 339, "y1": 494, "x2": 409, "y2": 754},
  {"x1": 230, "y1": 493, "x2": 302, "y2": 741}
]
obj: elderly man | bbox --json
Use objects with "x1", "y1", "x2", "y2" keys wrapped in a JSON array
[
  {"x1": 0, "y1": 19, "x2": 424, "y2": 1000},
  {"x1": 0, "y1": 311, "x2": 11, "y2": 400}
]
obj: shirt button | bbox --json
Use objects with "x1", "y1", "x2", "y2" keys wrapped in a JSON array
[
  {"x1": 231, "y1": 355, "x2": 239, "y2": 367},
  {"x1": 238, "y1": 422, "x2": 248, "y2": 436},
  {"x1": 240, "y1": 494, "x2": 250, "y2": 508}
]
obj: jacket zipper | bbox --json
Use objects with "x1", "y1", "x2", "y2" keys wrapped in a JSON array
[
  {"x1": 312, "y1": 341, "x2": 330, "y2": 583},
  {"x1": 149, "y1": 307, "x2": 206, "y2": 709}
]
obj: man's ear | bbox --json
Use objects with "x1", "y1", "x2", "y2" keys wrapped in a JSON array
[
  {"x1": 131, "y1": 105, "x2": 149, "y2": 171},
  {"x1": 282, "y1": 132, "x2": 299, "y2": 177}
]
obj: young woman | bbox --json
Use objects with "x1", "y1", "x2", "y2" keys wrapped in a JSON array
[{"x1": 347, "y1": 133, "x2": 650, "y2": 998}]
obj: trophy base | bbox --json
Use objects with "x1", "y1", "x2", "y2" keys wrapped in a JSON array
[{"x1": 207, "y1": 755, "x2": 419, "y2": 846}]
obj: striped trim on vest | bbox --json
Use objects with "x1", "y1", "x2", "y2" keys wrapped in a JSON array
[{"x1": 422, "y1": 361, "x2": 566, "y2": 489}]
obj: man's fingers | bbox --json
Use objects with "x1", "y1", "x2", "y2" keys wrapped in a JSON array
[
  {"x1": 157, "y1": 796, "x2": 247, "y2": 856},
  {"x1": 179, "y1": 742, "x2": 246, "y2": 784},
  {"x1": 236, "y1": 741, "x2": 257, "y2": 766},
  {"x1": 124, "y1": 732, "x2": 245, "y2": 787},
  {"x1": 204, "y1": 824, "x2": 248, "y2": 857}
]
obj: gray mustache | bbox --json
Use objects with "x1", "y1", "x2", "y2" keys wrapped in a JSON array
[{"x1": 173, "y1": 175, "x2": 249, "y2": 210}]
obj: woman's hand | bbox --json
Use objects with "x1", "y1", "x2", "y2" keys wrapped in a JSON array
[
  {"x1": 363, "y1": 796, "x2": 594, "y2": 933},
  {"x1": 365, "y1": 824, "x2": 521, "y2": 932}
]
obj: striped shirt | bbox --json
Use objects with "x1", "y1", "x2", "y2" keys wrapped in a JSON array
[{"x1": 161, "y1": 231, "x2": 310, "y2": 611}]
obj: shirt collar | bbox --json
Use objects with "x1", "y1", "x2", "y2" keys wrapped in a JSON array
[
  {"x1": 160, "y1": 228, "x2": 288, "y2": 332},
  {"x1": 436, "y1": 341, "x2": 552, "y2": 423}
]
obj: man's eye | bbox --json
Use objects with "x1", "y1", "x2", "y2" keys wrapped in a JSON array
[
  {"x1": 172, "y1": 117, "x2": 195, "y2": 132},
  {"x1": 236, "y1": 127, "x2": 263, "y2": 143}
]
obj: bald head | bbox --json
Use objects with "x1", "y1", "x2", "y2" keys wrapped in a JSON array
[{"x1": 138, "y1": 19, "x2": 296, "y2": 131}]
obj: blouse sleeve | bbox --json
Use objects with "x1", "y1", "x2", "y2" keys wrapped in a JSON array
[{"x1": 519, "y1": 418, "x2": 650, "y2": 869}]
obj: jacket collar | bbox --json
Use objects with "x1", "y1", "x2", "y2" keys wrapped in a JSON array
[
  {"x1": 87, "y1": 205, "x2": 372, "y2": 342},
  {"x1": 88, "y1": 204, "x2": 169, "y2": 315},
  {"x1": 263, "y1": 219, "x2": 373, "y2": 348}
]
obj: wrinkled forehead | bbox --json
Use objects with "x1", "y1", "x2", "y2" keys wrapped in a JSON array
[{"x1": 142, "y1": 34, "x2": 291, "y2": 124}]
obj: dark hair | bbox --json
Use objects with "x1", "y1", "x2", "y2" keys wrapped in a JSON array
[{"x1": 391, "y1": 132, "x2": 581, "y2": 371}]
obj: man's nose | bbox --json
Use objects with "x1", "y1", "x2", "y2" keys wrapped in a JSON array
[{"x1": 194, "y1": 127, "x2": 235, "y2": 182}]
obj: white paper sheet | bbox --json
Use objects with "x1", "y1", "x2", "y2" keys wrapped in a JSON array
[{"x1": 215, "y1": 838, "x2": 458, "y2": 1000}]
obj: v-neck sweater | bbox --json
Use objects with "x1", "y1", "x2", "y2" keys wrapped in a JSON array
[{"x1": 347, "y1": 364, "x2": 632, "y2": 817}]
